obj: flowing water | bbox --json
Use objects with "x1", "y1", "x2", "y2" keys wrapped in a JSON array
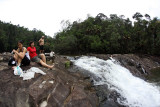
[{"x1": 73, "y1": 56, "x2": 160, "y2": 107}]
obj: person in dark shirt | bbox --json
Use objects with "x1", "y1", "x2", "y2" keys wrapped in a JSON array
[{"x1": 12, "y1": 40, "x2": 30, "y2": 66}]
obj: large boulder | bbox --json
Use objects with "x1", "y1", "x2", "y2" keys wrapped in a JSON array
[{"x1": 0, "y1": 54, "x2": 98, "y2": 107}]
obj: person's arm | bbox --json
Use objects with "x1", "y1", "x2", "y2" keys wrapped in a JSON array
[
  {"x1": 25, "y1": 48, "x2": 30, "y2": 60},
  {"x1": 27, "y1": 47, "x2": 30, "y2": 52},
  {"x1": 27, "y1": 47, "x2": 31, "y2": 58},
  {"x1": 13, "y1": 48, "x2": 26, "y2": 59},
  {"x1": 38, "y1": 38, "x2": 42, "y2": 43}
]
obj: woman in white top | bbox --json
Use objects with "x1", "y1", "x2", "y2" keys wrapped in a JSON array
[{"x1": 12, "y1": 40, "x2": 30, "y2": 66}]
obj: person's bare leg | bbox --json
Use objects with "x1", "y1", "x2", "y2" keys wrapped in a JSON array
[
  {"x1": 14, "y1": 54, "x2": 18, "y2": 62},
  {"x1": 17, "y1": 52, "x2": 23, "y2": 66},
  {"x1": 39, "y1": 60, "x2": 54, "y2": 69},
  {"x1": 39, "y1": 54, "x2": 46, "y2": 63},
  {"x1": 17, "y1": 57, "x2": 22, "y2": 66}
]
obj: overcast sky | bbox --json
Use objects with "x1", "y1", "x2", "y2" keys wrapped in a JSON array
[{"x1": 0, "y1": 0, "x2": 160, "y2": 37}]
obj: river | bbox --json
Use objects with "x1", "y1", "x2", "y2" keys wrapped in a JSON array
[{"x1": 72, "y1": 56, "x2": 160, "y2": 107}]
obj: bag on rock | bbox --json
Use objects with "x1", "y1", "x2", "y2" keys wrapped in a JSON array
[
  {"x1": 13, "y1": 66, "x2": 23, "y2": 75},
  {"x1": 8, "y1": 57, "x2": 16, "y2": 66}
]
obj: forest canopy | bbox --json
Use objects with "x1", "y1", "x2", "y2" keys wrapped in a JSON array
[
  {"x1": 0, "y1": 21, "x2": 54, "y2": 53},
  {"x1": 0, "y1": 12, "x2": 160, "y2": 55},
  {"x1": 54, "y1": 12, "x2": 160, "y2": 55}
]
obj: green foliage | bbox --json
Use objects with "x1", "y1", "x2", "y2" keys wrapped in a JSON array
[
  {"x1": 54, "y1": 12, "x2": 160, "y2": 55},
  {"x1": 1, "y1": 12, "x2": 160, "y2": 55},
  {"x1": 54, "y1": 33, "x2": 77, "y2": 54},
  {"x1": 0, "y1": 21, "x2": 54, "y2": 53},
  {"x1": 65, "y1": 61, "x2": 71, "y2": 68}
]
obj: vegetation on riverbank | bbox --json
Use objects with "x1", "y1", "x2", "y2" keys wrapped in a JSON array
[
  {"x1": 0, "y1": 21, "x2": 54, "y2": 52},
  {"x1": 54, "y1": 12, "x2": 160, "y2": 55},
  {"x1": 0, "y1": 12, "x2": 160, "y2": 55}
]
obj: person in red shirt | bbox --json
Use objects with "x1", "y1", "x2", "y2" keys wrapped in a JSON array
[{"x1": 27, "y1": 41, "x2": 54, "y2": 69}]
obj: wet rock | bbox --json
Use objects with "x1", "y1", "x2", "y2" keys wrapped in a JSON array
[
  {"x1": 91, "y1": 54, "x2": 160, "y2": 79},
  {"x1": 94, "y1": 85, "x2": 124, "y2": 107},
  {"x1": 75, "y1": 54, "x2": 160, "y2": 106}
]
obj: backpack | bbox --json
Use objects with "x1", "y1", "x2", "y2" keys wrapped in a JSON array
[{"x1": 8, "y1": 57, "x2": 16, "y2": 66}]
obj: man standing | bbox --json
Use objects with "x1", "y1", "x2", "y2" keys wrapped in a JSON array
[{"x1": 38, "y1": 36, "x2": 45, "y2": 53}]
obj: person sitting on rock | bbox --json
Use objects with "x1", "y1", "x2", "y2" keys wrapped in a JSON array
[
  {"x1": 12, "y1": 40, "x2": 30, "y2": 66},
  {"x1": 27, "y1": 41, "x2": 54, "y2": 69}
]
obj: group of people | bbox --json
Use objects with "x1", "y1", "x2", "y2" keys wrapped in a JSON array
[{"x1": 11, "y1": 36, "x2": 54, "y2": 69}]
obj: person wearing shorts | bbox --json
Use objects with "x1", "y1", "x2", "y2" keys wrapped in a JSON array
[{"x1": 27, "y1": 41, "x2": 54, "y2": 69}]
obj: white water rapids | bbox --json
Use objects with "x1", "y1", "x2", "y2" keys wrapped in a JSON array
[{"x1": 73, "y1": 56, "x2": 160, "y2": 107}]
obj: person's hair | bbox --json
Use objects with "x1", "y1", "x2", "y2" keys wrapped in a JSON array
[
  {"x1": 18, "y1": 40, "x2": 23, "y2": 45},
  {"x1": 29, "y1": 41, "x2": 34, "y2": 47}
]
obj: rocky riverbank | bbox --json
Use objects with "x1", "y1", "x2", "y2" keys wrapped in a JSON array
[
  {"x1": 0, "y1": 53, "x2": 98, "y2": 107},
  {"x1": 0, "y1": 53, "x2": 160, "y2": 107},
  {"x1": 68, "y1": 54, "x2": 160, "y2": 107}
]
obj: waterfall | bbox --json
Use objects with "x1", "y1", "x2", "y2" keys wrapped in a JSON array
[{"x1": 73, "y1": 56, "x2": 160, "y2": 107}]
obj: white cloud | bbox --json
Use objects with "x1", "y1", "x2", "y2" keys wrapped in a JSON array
[{"x1": 0, "y1": 0, "x2": 160, "y2": 37}]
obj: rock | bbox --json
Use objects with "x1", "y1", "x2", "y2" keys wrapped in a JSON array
[
  {"x1": 0, "y1": 54, "x2": 98, "y2": 107},
  {"x1": 0, "y1": 62, "x2": 8, "y2": 71},
  {"x1": 75, "y1": 54, "x2": 160, "y2": 107},
  {"x1": 1, "y1": 53, "x2": 160, "y2": 107},
  {"x1": 90, "y1": 54, "x2": 160, "y2": 79},
  {"x1": 0, "y1": 52, "x2": 12, "y2": 62},
  {"x1": 62, "y1": 85, "x2": 97, "y2": 107},
  {"x1": 0, "y1": 56, "x2": 3, "y2": 61}
]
